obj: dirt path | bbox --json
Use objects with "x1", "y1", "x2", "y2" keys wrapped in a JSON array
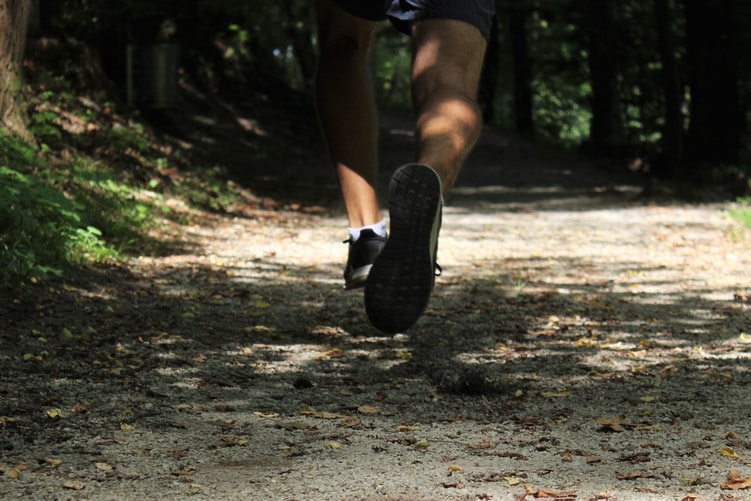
[{"x1": 2, "y1": 117, "x2": 751, "y2": 501}]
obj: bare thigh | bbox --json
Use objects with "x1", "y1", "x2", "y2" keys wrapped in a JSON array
[{"x1": 410, "y1": 19, "x2": 487, "y2": 105}]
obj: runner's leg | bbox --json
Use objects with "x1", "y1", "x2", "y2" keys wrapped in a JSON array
[
  {"x1": 315, "y1": 0, "x2": 382, "y2": 228},
  {"x1": 410, "y1": 19, "x2": 487, "y2": 193}
]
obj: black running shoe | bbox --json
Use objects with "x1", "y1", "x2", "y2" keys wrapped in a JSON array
[
  {"x1": 364, "y1": 163, "x2": 442, "y2": 333},
  {"x1": 343, "y1": 229, "x2": 387, "y2": 290}
]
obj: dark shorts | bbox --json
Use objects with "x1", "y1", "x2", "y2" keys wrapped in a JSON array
[{"x1": 333, "y1": 0, "x2": 496, "y2": 40}]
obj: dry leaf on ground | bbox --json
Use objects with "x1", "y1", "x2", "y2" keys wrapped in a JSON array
[
  {"x1": 63, "y1": 480, "x2": 86, "y2": 490},
  {"x1": 720, "y1": 470, "x2": 751, "y2": 490},
  {"x1": 357, "y1": 405, "x2": 381, "y2": 415},
  {"x1": 523, "y1": 484, "x2": 577, "y2": 499}
]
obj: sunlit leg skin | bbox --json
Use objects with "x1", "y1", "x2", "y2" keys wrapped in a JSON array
[{"x1": 410, "y1": 19, "x2": 487, "y2": 193}]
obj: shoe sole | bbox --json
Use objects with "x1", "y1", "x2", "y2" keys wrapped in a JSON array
[{"x1": 364, "y1": 163, "x2": 442, "y2": 333}]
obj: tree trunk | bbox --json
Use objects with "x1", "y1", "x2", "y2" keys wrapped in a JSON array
[
  {"x1": 683, "y1": 0, "x2": 741, "y2": 166},
  {"x1": 587, "y1": 0, "x2": 622, "y2": 157},
  {"x1": 653, "y1": 0, "x2": 683, "y2": 177},
  {"x1": 283, "y1": 0, "x2": 316, "y2": 92},
  {"x1": 478, "y1": 14, "x2": 499, "y2": 124},
  {"x1": 0, "y1": 0, "x2": 33, "y2": 141},
  {"x1": 509, "y1": 1, "x2": 533, "y2": 136}
]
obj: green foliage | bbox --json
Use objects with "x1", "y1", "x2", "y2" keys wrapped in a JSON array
[
  {"x1": 533, "y1": 80, "x2": 592, "y2": 147},
  {"x1": 524, "y1": 5, "x2": 590, "y2": 146},
  {"x1": 730, "y1": 201, "x2": 751, "y2": 229},
  {"x1": 0, "y1": 62, "x2": 257, "y2": 287},
  {"x1": 373, "y1": 28, "x2": 412, "y2": 110},
  {"x1": 0, "y1": 134, "x2": 83, "y2": 282}
]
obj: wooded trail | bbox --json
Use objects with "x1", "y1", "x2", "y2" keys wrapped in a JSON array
[{"x1": 2, "y1": 115, "x2": 751, "y2": 500}]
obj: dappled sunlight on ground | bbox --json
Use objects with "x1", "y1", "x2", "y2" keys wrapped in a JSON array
[{"x1": 3, "y1": 118, "x2": 751, "y2": 500}]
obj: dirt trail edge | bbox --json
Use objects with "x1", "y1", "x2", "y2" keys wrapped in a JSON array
[{"x1": 2, "y1": 117, "x2": 751, "y2": 501}]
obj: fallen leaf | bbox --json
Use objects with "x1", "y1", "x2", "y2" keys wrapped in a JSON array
[
  {"x1": 324, "y1": 441, "x2": 341, "y2": 450},
  {"x1": 6, "y1": 468, "x2": 21, "y2": 480},
  {"x1": 315, "y1": 348, "x2": 343, "y2": 359},
  {"x1": 523, "y1": 485, "x2": 575, "y2": 499},
  {"x1": 721, "y1": 446, "x2": 740, "y2": 460},
  {"x1": 504, "y1": 476, "x2": 521, "y2": 486},
  {"x1": 95, "y1": 462, "x2": 113, "y2": 471},
  {"x1": 415, "y1": 439, "x2": 430, "y2": 449},
  {"x1": 596, "y1": 415, "x2": 627, "y2": 432},
  {"x1": 46, "y1": 458, "x2": 63, "y2": 468},
  {"x1": 253, "y1": 411, "x2": 279, "y2": 419},
  {"x1": 277, "y1": 420, "x2": 314, "y2": 431},
  {"x1": 575, "y1": 337, "x2": 599, "y2": 347},
  {"x1": 339, "y1": 416, "x2": 362, "y2": 428},
  {"x1": 398, "y1": 424, "x2": 420, "y2": 432},
  {"x1": 705, "y1": 368, "x2": 732, "y2": 379},
  {"x1": 447, "y1": 465, "x2": 463, "y2": 472},
  {"x1": 46, "y1": 408, "x2": 62, "y2": 419},
  {"x1": 596, "y1": 415, "x2": 658, "y2": 433},
  {"x1": 120, "y1": 423, "x2": 135, "y2": 431},
  {"x1": 171, "y1": 469, "x2": 196, "y2": 476},
  {"x1": 63, "y1": 480, "x2": 86, "y2": 490},
  {"x1": 635, "y1": 423, "x2": 661, "y2": 432},
  {"x1": 0, "y1": 416, "x2": 20, "y2": 426},
  {"x1": 540, "y1": 391, "x2": 571, "y2": 398},
  {"x1": 357, "y1": 405, "x2": 381, "y2": 415},
  {"x1": 467, "y1": 440, "x2": 495, "y2": 450},
  {"x1": 720, "y1": 471, "x2": 751, "y2": 490},
  {"x1": 71, "y1": 401, "x2": 94, "y2": 413},
  {"x1": 220, "y1": 434, "x2": 248, "y2": 446}
]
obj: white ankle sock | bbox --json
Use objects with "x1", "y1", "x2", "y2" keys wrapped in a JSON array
[{"x1": 348, "y1": 219, "x2": 387, "y2": 241}]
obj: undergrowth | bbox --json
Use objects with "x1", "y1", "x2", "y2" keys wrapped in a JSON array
[
  {"x1": 0, "y1": 72, "x2": 241, "y2": 286},
  {"x1": 730, "y1": 198, "x2": 751, "y2": 229}
]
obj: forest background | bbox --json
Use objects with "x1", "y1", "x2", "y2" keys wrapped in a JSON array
[{"x1": 1, "y1": 0, "x2": 751, "y2": 285}]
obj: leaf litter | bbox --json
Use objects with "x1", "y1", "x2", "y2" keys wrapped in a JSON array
[{"x1": 2, "y1": 111, "x2": 751, "y2": 500}]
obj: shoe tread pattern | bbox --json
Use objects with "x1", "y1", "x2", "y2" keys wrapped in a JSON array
[{"x1": 364, "y1": 164, "x2": 441, "y2": 333}]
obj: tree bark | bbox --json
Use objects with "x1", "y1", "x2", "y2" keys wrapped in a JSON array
[
  {"x1": 0, "y1": 0, "x2": 33, "y2": 141},
  {"x1": 478, "y1": 14, "x2": 499, "y2": 124},
  {"x1": 509, "y1": 1, "x2": 533, "y2": 136},
  {"x1": 587, "y1": 0, "x2": 622, "y2": 157},
  {"x1": 287, "y1": 0, "x2": 317, "y2": 92},
  {"x1": 683, "y1": 0, "x2": 741, "y2": 166},
  {"x1": 653, "y1": 0, "x2": 683, "y2": 177}
]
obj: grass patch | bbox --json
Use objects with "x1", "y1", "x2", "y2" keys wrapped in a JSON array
[{"x1": 730, "y1": 198, "x2": 751, "y2": 229}]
